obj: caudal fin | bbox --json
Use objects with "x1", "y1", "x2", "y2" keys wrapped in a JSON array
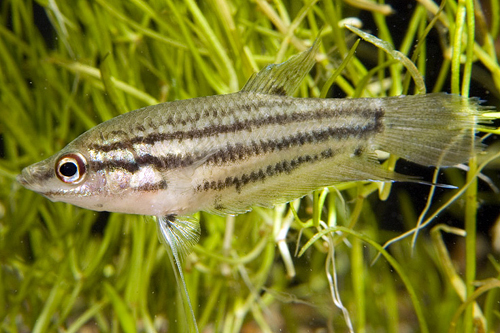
[{"x1": 373, "y1": 93, "x2": 489, "y2": 167}]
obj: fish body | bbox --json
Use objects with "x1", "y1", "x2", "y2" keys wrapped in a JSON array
[{"x1": 17, "y1": 43, "x2": 485, "y2": 220}]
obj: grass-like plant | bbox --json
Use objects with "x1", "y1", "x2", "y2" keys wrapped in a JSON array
[{"x1": 1, "y1": 0, "x2": 500, "y2": 332}]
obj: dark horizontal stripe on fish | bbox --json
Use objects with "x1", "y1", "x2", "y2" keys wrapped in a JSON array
[
  {"x1": 140, "y1": 94, "x2": 270, "y2": 132},
  {"x1": 90, "y1": 106, "x2": 385, "y2": 153},
  {"x1": 32, "y1": 168, "x2": 55, "y2": 182},
  {"x1": 89, "y1": 120, "x2": 383, "y2": 173},
  {"x1": 196, "y1": 148, "x2": 337, "y2": 193},
  {"x1": 133, "y1": 180, "x2": 168, "y2": 192},
  {"x1": 138, "y1": 98, "x2": 268, "y2": 132},
  {"x1": 89, "y1": 153, "x2": 199, "y2": 173},
  {"x1": 206, "y1": 121, "x2": 383, "y2": 165},
  {"x1": 89, "y1": 158, "x2": 139, "y2": 173}
]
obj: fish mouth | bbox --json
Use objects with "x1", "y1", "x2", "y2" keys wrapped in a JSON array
[
  {"x1": 17, "y1": 161, "x2": 54, "y2": 193},
  {"x1": 17, "y1": 168, "x2": 56, "y2": 200},
  {"x1": 17, "y1": 169, "x2": 34, "y2": 188}
]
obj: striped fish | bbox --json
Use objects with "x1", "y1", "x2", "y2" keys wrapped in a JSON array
[{"x1": 17, "y1": 41, "x2": 487, "y2": 254}]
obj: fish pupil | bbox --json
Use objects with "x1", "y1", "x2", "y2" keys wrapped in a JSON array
[{"x1": 60, "y1": 162, "x2": 78, "y2": 177}]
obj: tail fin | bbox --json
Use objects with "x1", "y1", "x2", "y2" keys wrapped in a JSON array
[{"x1": 373, "y1": 93, "x2": 488, "y2": 167}]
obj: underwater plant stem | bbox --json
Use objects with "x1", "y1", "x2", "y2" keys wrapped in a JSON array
[
  {"x1": 464, "y1": 156, "x2": 478, "y2": 332},
  {"x1": 451, "y1": 0, "x2": 466, "y2": 96},
  {"x1": 462, "y1": 0, "x2": 477, "y2": 330},
  {"x1": 461, "y1": 0, "x2": 475, "y2": 97},
  {"x1": 352, "y1": 237, "x2": 366, "y2": 333}
]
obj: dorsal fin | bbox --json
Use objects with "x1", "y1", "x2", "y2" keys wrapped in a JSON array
[{"x1": 240, "y1": 39, "x2": 320, "y2": 96}]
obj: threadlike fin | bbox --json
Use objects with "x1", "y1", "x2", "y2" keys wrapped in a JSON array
[
  {"x1": 157, "y1": 214, "x2": 200, "y2": 261},
  {"x1": 156, "y1": 215, "x2": 200, "y2": 333},
  {"x1": 240, "y1": 40, "x2": 320, "y2": 96},
  {"x1": 373, "y1": 93, "x2": 488, "y2": 167}
]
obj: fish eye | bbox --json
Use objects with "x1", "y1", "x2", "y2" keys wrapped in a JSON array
[{"x1": 55, "y1": 153, "x2": 87, "y2": 184}]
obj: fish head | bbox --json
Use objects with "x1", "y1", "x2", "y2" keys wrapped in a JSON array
[
  {"x1": 17, "y1": 144, "x2": 110, "y2": 211},
  {"x1": 16, "y1": 130, "x2": 175, "y2": 216}
]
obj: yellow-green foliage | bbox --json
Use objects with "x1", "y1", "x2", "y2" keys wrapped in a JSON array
[{"x1": 1, "y1": 0, "x2": 500, "y2": 332}]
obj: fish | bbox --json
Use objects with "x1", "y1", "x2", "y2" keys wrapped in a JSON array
[{"x1": 17, "y1": 41, "x2": 489, "y2": 255}]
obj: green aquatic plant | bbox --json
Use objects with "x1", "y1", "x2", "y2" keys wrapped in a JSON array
[{"x1": 1, "y1": 0, "x2": 500, "y2": 332}]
